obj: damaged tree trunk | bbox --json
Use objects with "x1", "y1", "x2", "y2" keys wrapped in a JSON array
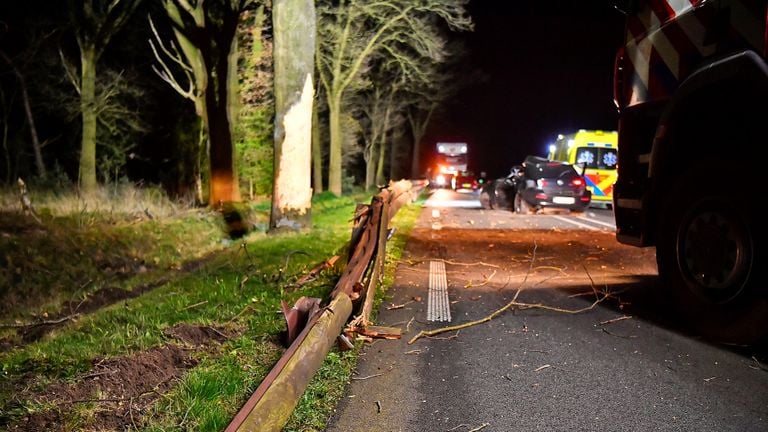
[{"x1": 269, "y1": 0, "x2": 315, "y2": 231}]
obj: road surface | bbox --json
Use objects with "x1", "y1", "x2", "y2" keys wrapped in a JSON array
[{"x1": 326, "y1": 189, "x2": 768, "y2": 432}]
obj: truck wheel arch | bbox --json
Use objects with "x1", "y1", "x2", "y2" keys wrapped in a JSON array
[{"x1": 649, "y1": 50, "x2": 768, "y2": 185}]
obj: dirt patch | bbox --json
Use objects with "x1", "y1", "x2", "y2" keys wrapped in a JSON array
[
  {"x1": 164, "y1": 323, "x2": 234, "y2": 347},
  {"x1": 1, "y1": 255, "x2": 218, "y2": 352},
  {"x1": 6, "y1": 322, "x2": 245, "y2": 431},
  {"x1": 10, "y1": 344, "x2": 196, "y2": 431}
]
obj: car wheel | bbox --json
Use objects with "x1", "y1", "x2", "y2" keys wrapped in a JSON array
[
  {"x1": 514, "y1": 194, "x2": 532, "y2": 215},
  {"x1": 480, "y1": 191, "x2": 493, "y2": 209},
  {"x1": 656, "y1": 167, "x2": 766, "y2": 344}
]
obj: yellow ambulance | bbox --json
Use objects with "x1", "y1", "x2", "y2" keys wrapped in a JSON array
[{"x1": 547, "y1": 130, "x2": 618, "y2": 207}]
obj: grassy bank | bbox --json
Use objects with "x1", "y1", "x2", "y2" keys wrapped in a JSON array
[{"x1": 0, "y1": 185, "x2": 421, "y2": 431}]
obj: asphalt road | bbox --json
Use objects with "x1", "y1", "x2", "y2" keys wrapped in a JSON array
[{"x1": 326, "y1": 189, "x2": 768, "y2": 432}]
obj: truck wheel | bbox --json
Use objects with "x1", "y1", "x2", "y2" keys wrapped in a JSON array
[{"x1": 656, "y1": 168, "x2": 766, "y2": 344}]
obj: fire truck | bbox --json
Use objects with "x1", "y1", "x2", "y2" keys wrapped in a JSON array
[
  {"x1": 612, "y1": 0, "x2": 767, "y2": 342},
  {"x1": 431, "y1": 142, "x2": 468, "y2": 188}
]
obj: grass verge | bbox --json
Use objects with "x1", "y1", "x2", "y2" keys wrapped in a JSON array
[{"x1": 0, "y1": 185, "x2": 421, "y2": 431}]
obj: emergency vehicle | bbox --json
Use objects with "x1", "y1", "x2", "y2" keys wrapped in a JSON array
[
  {"x1": 612, "y1": 0, "x2": 767, "y2": 343},
  {"x1": 547, "y1": 130, "x2": 618, "y2": 207},
  {"x1": 431, "y1": 142, "x2": 468, "y2": 188}
]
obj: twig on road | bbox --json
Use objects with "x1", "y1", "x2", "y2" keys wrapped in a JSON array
[
  {"x1": 351, "y1": 373, "x2": 384, "y2": 381},
  {"x1": 601, "y1": 328, "x2": 637, "y2": 339},
  {"x1": 599, "y1": 315, "x2": 632, "y2": 326},
  {"x1": 408, "y1": 258, "x2": 501, "y2": 269},
  {"x1": 464, "y1": 270, "x2": 497, "y2": 288},
  {"x1": 408, "y1": 241, "x2": 609, "y2": 345}
]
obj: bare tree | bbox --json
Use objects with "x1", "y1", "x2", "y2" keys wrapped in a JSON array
[
  {"x1": 149, "y1": 1, "x2": 211, "y2": 202},
  {"x1": 65, "y1": 0, "x2": 142, "y2": 193},
  {"x1": 163, "y1": 0, "x2": 264, "y2": 206},
  {"x1": 316, "y1": 0, "x2": 472, "y2": 195},
  {"x1": 0, "y1": 50, "x2": 45, "y2": 178},
  {"x1": 269, "y1": 0, "x2": 315, "y2": 231}
]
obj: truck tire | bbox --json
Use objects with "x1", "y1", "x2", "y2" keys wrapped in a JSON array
[{"x1": 656, "y1": 166, "x2": 766, "y2": 344}]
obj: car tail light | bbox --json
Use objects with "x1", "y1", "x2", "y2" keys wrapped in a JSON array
[
  {"x1": 537, "y1": 179, "x2": 548, "y2": 188},
  {"x1": 572, "y1": 178, "x2": 584, "y2": 186},
  {"x1": 535, "y1": 193, "x2": 548, "y2": 200},
  {"x1": 580, "y1": 196, "x2": 590, "y2": 202}
]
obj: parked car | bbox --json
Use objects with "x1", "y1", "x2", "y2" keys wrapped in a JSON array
[
  {"x1": 480, "y1": 166, "x2": 522, "y2": 210},
  {"x1": 453, "y1": 171, "x2": 479, "y2": 191},
  {"x1": 514, "y1": 156, "x2": 591, "y2": 214}
]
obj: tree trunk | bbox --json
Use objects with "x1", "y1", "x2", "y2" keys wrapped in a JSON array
[
  {"x1": 409, "y1": 104, "x2": 434, "y2": 178},
  {"x1": 205, "y1": 11, "x2": 241, "y2": 206},
  {"x1": 270, "y1": 0, "x2": 315, "y2": 231},
  {"x1": 78, "y1": 44, "x2": 97, "y2": 192},
  {"x1": 0, "y1": 52, "x2": 45, "y2": 178},
  {"x1": 207, "y1": 106, "x2": 238, "y2": 205},
  {"x1": 327, "y1": 93, "x2": 343, "y2": 195},
  {"x1": 376, "y1": 134, "x2": 386, "y2": 185},
  {"x1": 312, "y1": 100, "x2": 323, "y2": 194},
  {"x1": 365, "y1": 141, "x2": 376, "y2": 191}
]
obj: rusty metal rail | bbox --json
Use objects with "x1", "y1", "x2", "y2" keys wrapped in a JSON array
[{"x1": 225, "y1": 180, "x2": 424, "y2": 432}]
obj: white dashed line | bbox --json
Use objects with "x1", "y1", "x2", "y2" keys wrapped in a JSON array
[
  {"x1": 428, "y1": 261, "x2": 451, "y2": 322},
  {"x1": 576, "y1": 215, "x2": 616, "y2": 229},
  {"x1": 552, "y1": 215, "x2": 601, "y2": 231}
]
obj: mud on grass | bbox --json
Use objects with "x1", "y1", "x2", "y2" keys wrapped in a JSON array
[{"x1": 4, "y1": 324, "x2": 239, "y2": 431}]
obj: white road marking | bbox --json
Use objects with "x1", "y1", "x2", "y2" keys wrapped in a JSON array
[
  {"x1": 428, "y1": 260, "x2": 451, "y2": 322},
  {"x1": 424, "y1": 199, "x2": 481, "y2": 208},
  {"x1": 551, "y1": 215, "x2": 600, "y2": 231},
  {"x1": 577, "y1": 215, "x2": 616, "y2": 229}
]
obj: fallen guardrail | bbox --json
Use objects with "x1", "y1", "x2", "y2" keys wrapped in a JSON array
[{"x1": 225, "y1": 180, "x2": 424, "y2": 432}]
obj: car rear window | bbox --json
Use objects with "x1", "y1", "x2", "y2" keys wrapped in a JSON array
[{"x1": 526, "y1": 163, "x2": 578, "y2": 179}]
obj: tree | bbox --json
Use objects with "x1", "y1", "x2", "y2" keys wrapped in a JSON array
[
  {"x1": 237, "y1": 5, "x2": 274, "y2": 200},
  {"x1": 407, "y1": 41, "x2": 470, "y2": 178},
  {"x1": 358, "y1": 78, "x2": 403, "y2": 190},
  {"x1": 165, "y1": 0, "x2": 262, "y2": 205},
  {"x1": 149, "y1": 3, "x2": 208, "y2": 202},
  {"x1": 269, "y1": 0, "x2": 315, "y2": 231},
  {"x1": 0, "y1": 50, "x2": 45, "y2": 178},
  {"x1": 316, "y1": 0, "x2": 472, "y2": 195},
  {"x1": 66, "y1": 0, "x2": 142, "y2": 192}
]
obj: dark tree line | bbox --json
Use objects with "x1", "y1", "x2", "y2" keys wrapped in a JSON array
[{"x1": 0, "y1": 0, "x2": 472, "y2": 204}]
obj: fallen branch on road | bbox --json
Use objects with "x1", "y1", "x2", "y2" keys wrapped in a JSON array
[
  {"x1": 599, "y1": 315, "x2": 632, "y2": 326},
  {"x1": 406, "y1": 258, "x2": 501, "y2": 269},
  {"x1": 408, "y1": 242, "x2": 610, "y2": 344},
  {"x1": 464, "y1": 270, "x2": 497, "y2": 288},
  {"x1": 407, "y1": 293, "x2": 608, "y2": 344}
]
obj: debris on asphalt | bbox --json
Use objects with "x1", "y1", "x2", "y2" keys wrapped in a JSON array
[
  {"x1": 355, "y1": 325, "x2": 402, "y2": 340},
  {"x1": 599, "y1": 315, "x2": 632, "y2": 326},
  {"x1": 351, "y1": 373, "x2": 384, "y2": 381},
  {"x1": 464, "y1": 270, "x2": 497, "y2": 288}
]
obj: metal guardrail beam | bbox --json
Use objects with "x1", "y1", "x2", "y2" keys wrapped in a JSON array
[{"x1": 225, "y1": 180, "x2": 424, "y2": 432}]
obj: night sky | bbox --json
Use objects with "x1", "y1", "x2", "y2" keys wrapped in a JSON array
[{"x1": 425, "y1": 1, "x2": 626, "y2": 178}]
